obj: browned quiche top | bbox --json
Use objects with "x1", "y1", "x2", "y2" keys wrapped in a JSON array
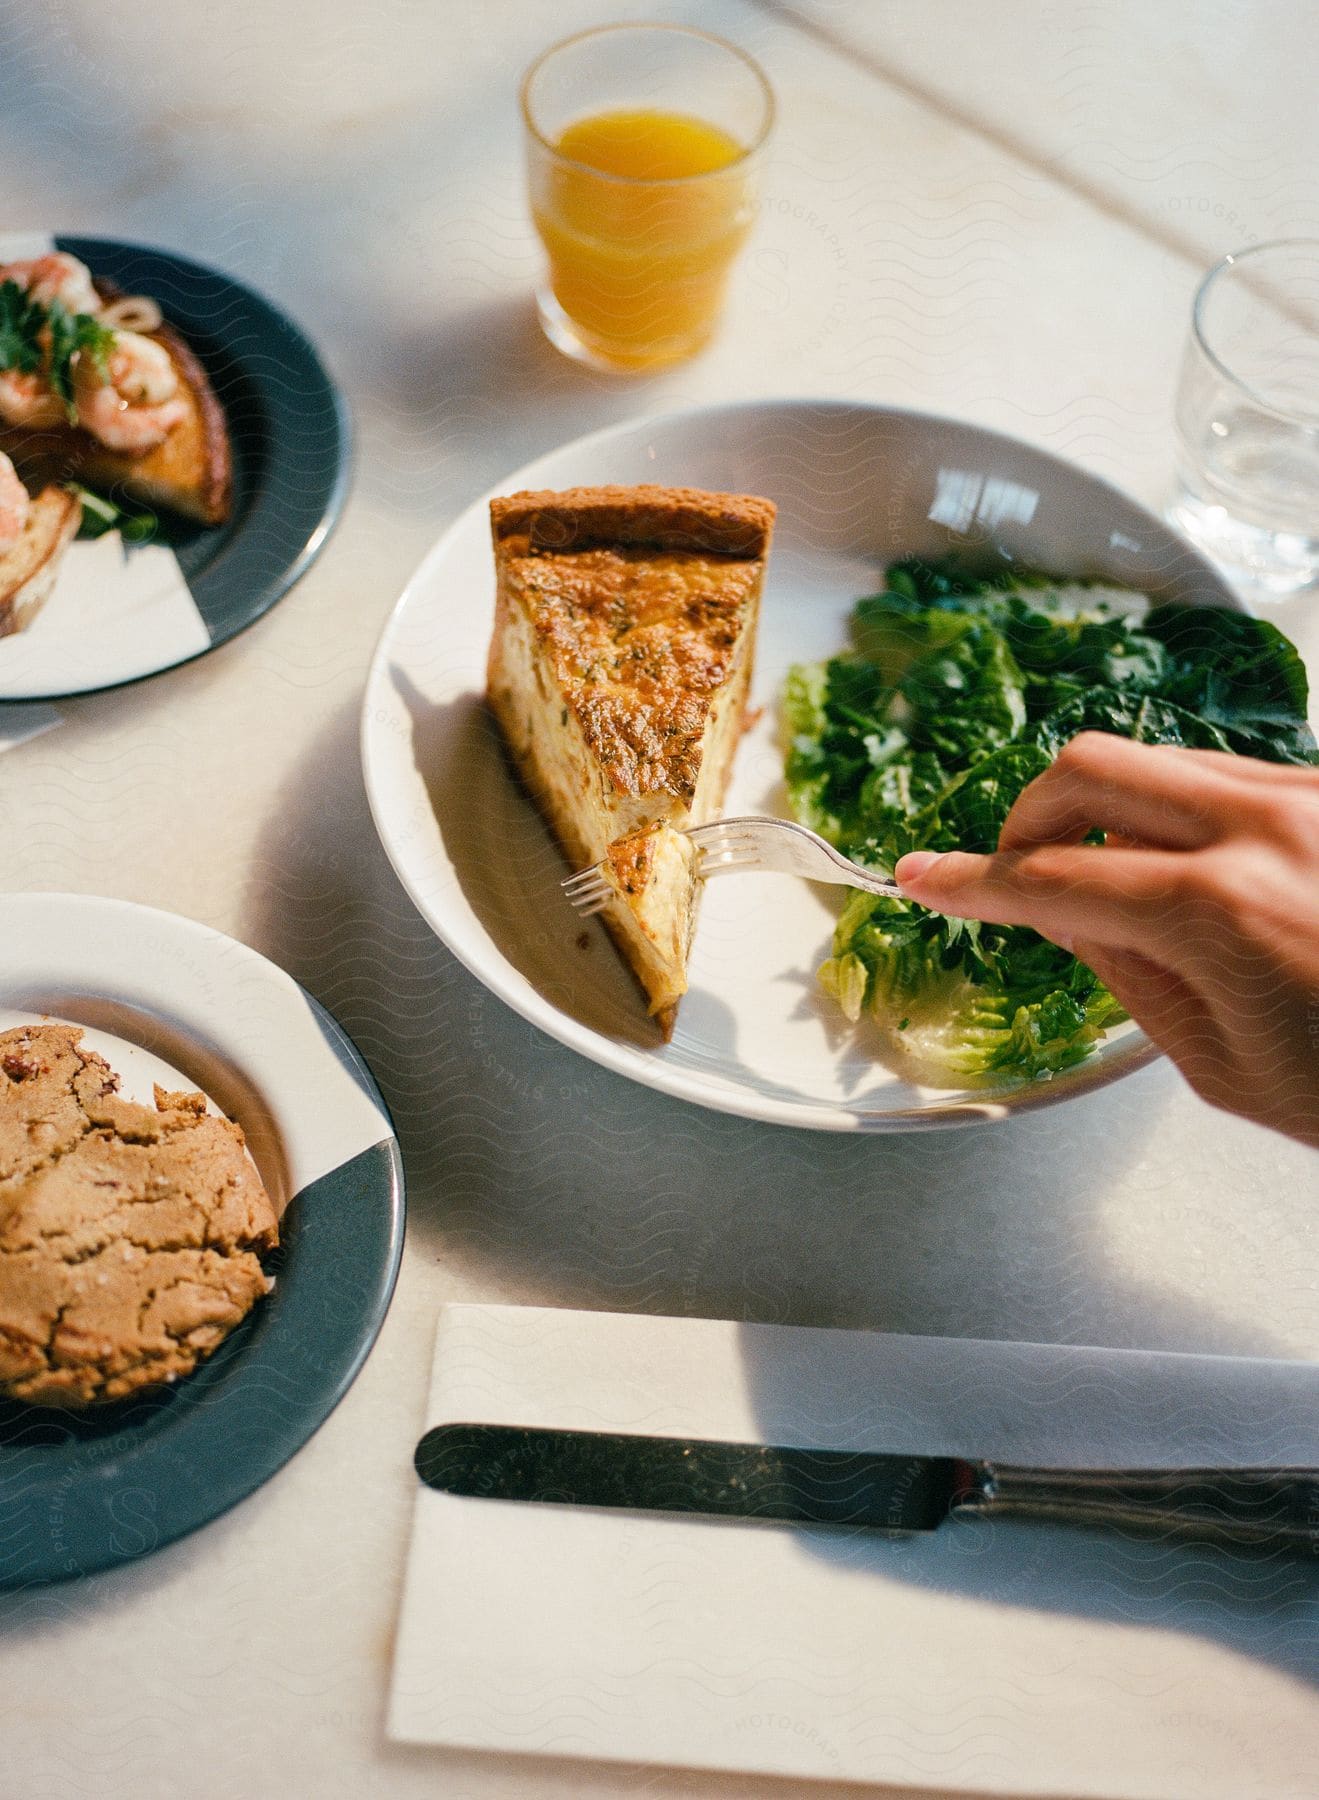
[
  {"x1": 0, "y1": 1023, "x2": 278, "y2": 1407},
  {"x1": 491, "y1": 485, "x2": 775, "y2": 801}
]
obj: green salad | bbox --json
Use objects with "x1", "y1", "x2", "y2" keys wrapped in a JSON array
[{"x1": 785, "y1": 556, "x2": 1318, "y2": 1083}]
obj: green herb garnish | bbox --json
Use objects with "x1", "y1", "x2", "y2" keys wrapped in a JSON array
[
  {"x1": 67, "y1": 484, "x2": 158, "y2": 545},
  {"x1": 44, "y1": 301, "x2": 116, "y2": 418},
  {"x1": 0, "y1": 280, "x2": 118, "y2": 421},
  {"x1": 786, "y1": 556, "x2": 1318, "y2": 1083},
  {"x1": 0, "y1": 278, "x2": 46, "y2": 375}
]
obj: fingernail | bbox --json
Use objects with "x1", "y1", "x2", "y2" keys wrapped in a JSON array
[{"x1": 895, "y1": 851, "x2": 943, "y2": 884}]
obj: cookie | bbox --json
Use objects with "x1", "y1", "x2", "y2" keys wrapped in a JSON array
[{"x1": 0, "y1": 1023, "x2": 279, "y2": 1406}]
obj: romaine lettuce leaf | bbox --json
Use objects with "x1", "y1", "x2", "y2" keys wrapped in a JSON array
[
  {"x1": 1031, "y1": 691, "x2": 1234, "y2": 757},
  {"x1": 1142, "y1": 605, "x2": 1318, "y2": 764},
  {"x1": 900, "y1": 619, "x2": 1027, "y2": 764},
  {"x1": 819, "y1": 889, "x2": 1128, "y2": 1079}
]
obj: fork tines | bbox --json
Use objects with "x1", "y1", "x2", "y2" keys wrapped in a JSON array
[{"x1": 562, "y1": 864, "x2": 612, "y2": 917}]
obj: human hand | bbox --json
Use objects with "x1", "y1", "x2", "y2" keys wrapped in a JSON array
[{"x1": 894, "y1": 731, "x2": 1319, "y2": 1147}]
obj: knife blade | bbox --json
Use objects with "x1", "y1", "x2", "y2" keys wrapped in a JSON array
[
  {"x1": 416, "y1": 1422, "x2": 967, "y2": 1529},
  {"x1": 415, "y1": 1423, "x2": 1319, "y2": 1552}
]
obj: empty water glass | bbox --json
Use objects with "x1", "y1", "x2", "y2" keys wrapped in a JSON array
[{"x1": 1168, "y1": 239, "x2": 1319, "y2": 599}]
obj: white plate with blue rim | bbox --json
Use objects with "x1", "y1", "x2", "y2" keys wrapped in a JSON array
[
  {"x1": 361, "y1": 398, "x2": 1243, "y2": 1132},
  {"x1": 0, "y1": 892, "x2": 403, "y2": 1585},
  {"x1": 0, "y1": 232, "x2": 350, "y2": 701}
]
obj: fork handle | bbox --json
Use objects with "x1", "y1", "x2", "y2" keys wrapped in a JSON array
[
  {"x1": 811, "y1": 844, "x2": 902, "y2": 897},
  {"x1": 842, "y1": 868, "x2": 903, "y2": 898}
]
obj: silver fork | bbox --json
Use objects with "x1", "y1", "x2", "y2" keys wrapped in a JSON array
[{"x1": 561, "y1": 816, "x2": 903, "y2": 917}]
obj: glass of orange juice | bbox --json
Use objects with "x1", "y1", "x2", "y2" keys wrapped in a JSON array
[{"x1": 521, "y1": 24, "x2": 774, "y2": 370}]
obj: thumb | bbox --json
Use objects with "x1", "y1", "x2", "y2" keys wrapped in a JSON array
[
  {"x1": 894, "y1": 849, "x2": 1003, "y2": 919},
  {"x1": 896, "y1": 848, "x2": 1078, "y2": 952}
]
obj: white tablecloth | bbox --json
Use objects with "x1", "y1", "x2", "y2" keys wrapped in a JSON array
[{"x1": 3, "y1": 4, "x2": 1317, "y2": 1796}]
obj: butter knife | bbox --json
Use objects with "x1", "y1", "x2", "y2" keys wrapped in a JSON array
[{"x1": 415, "y1": 1423, "x2": 1319, "y2": 1552}]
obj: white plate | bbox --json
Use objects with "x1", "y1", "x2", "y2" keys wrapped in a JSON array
[{"x1": 361, "y1": 399, "x2": 1240, "y2": 1132}]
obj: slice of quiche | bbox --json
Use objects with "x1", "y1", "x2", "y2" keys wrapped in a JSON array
[{"x1": 487, "y1": 483, "x2": 775, "y2": 1035}]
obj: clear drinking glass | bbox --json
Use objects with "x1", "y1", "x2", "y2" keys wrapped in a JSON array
[
  {"x1": 1168, "y1": 239, "x2": 1319, "y2": 598},
  {"x1": 521, "y1": 24, "x2": 774, "y2": 371}
]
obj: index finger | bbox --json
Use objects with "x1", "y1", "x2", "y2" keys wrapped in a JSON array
[{"x1": 997, "y1": 733, "x2": 1225, "y2": 854}]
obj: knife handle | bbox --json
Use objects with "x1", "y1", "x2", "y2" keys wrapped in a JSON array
[{"x1": 959, "y1": 1463, "x2": 1319, "y2": 1550}]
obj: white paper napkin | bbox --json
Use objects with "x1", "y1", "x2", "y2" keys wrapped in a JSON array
[{"x1": 389, "y1": 1304, "x2": 1319, "y2": 1797}]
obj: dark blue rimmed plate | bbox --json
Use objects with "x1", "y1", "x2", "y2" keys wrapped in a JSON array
[
  {"x1": 0, "y1": 233, "x2": 350, "y2": 701},
  {"x1": 0, "y1": 893, "x2": 403, "y2": 1586}
]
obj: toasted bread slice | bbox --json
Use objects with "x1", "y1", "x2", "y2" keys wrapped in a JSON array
[
  {"x1": 0, "y1": 281, "x2": 231, "y2": 527},
  {"x1": 487, "y1": 483, "x2": 774, "y2": 1034},
  {"x1": 0, "y1": 484, "x2": 81, "y2": 639}
]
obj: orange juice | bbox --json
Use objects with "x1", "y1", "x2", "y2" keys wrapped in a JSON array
[{"x1": 531, "y1": 107, "x2": 756, "y2": 367}]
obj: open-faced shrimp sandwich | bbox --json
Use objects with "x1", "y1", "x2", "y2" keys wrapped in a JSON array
[{"x1": 0, "y1": 250, "x2": 231, "y2": 534}]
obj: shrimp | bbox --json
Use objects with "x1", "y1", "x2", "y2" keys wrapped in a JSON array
[
  {"x1": 0, "y1": 452, "x2": 30, "y2": 549},
  {"x1": 0, "y1": 254, "x2": 103, "y2": 431},
  {"x1": 0, "y1": 368, "x2": 65, "y2": 430},
  {"x1": 73, "y1": 330, "x2": 186, "y2": 452},
  {"x1": 0, "y1": 252, "x2": 100, "y2": 316}
]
